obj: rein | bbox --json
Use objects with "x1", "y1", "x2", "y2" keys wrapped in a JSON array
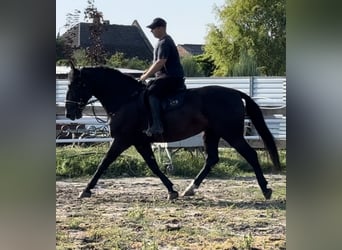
[
  {"x1": 89, "y1": 101, "x2": 108, "y2": 123},
  {"x1": 65, "y1": 98, "x2": 99, "y2": 107},
  {"x1": 65, "y1": 99, "x2": 108, "y2": 123},
  {"x1": 87, "y1": 88, "x2": 143, "y2": 123}
]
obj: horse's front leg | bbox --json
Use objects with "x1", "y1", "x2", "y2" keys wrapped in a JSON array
[
  {"x1": 135, "y1": 143, "x2": 179, "y2": 200},
  {"x1": 78, "y1": 139, "x2": 130, "y2": 198}
]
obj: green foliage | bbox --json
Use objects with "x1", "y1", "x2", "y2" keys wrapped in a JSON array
[
  {"x1": 56, "y1": 59, "x2": 70, "y2": 66},
  {"x1": 205, "y1": 0, "x2": 286, "y2": 76},
  {"x1": 193, "y1": 54, "x2": 216, "y2": 77},
  {"x1": 56, "y1": 145, "x2": 286, "y2": 179},
  {"x1": 57, "y1": 48, "x2": 149, "y2": 69},
  {"x1": 56, "y1": 37, "x2": 65, "y2": 62},
  {"x1": 181, "y1": 56, "x2": 204, "y2": 77},
  {"x1": 106, "y1": 52, "x2": 149, "y2": 70},
  {"x1": 241, "y1": 232, "x2": 254, "y2": 249},
  {"x1": 72, "y1": 48, "x2": 90, "y2": 67},
  {"x1": 232, "y1": 48, "x2": 261, "y2": 76}
]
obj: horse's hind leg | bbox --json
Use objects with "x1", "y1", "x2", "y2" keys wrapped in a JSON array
[
  {"x1": 182, "y1": 131, "x2": 220, "y2": 196},
  {"x1": 226, "y1": 136, "x2": 272, "y2": 200}
]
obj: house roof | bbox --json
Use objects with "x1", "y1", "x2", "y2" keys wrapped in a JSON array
[
  {"x1": 177, "y1": 44, "x2": 204, "y2": 57},
  {"x1": 61, "y1": 20, "x2": 153, "y2": 61},
  {"x1": 56, "y1": 66, "x2": 143, "y2": 78}
]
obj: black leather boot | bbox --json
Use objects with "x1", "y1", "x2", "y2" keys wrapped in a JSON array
[{"x1": 145, "y1": 95, "x2": 164, "y2": 136}]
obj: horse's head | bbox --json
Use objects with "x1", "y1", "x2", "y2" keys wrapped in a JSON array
[{"x1": 65, "y1": 62, "x2": 93, "y2": 120}]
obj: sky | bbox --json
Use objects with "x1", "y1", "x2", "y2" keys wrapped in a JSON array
[{"x1": 56, "y1": 0, "x2": 226, "y2": 45}]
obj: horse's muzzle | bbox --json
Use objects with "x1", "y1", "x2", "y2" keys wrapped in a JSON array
[
  {"x1": 66, "y1": 113, "x2": 76, "y2": 120},
  {"x1": 66, "y1": 111, "x2": 82, "y2": 120}
]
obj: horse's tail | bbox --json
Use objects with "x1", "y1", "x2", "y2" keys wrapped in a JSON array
[{"x1": 240, "y1": 92, "x2": 281, "y2": 171}]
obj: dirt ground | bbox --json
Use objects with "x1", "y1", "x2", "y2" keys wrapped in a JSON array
[{"x1": 56, "y1": 174, "x2": 286, "y2": 249}]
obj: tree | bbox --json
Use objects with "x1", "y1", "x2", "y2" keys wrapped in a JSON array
[
  {"x1": 60, "y1": 0, "x2": 107, "y2": 66},
  {"x1": 62, "y1": 9, "x2": 81, "y2": 61},
  {"x1": 56, "y1": 36, "x2": 66, "y2": 62},
  {"x1": 181, "y1": 56, "x2": 204, "y2": 77},
  {"x1": 83, "y1": 0, "x2": 107, "y2": 65},
  {"x1": 193, "y1": 54, "x2": 216, "y2": 77},
  {"x1": 106, "y1": 52, "x2": 149, "y2": 70},
  {"x1": 205, "y1": 0, "x2": 285, "y2": 76},
  {"x1": 72, "y1": 49, "x2": 89, "y2": 67},
  {"x1": 231, "y1": 48, "x2": 260, "y2": 76}
]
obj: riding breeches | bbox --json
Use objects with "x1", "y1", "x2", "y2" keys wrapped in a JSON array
[{"x1": 146, "y1": 77, "x2": 185, "y2": 98}]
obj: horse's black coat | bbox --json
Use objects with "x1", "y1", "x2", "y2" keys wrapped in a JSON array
[{"x1": 66, "y1": 63, "x2": 280, "y2": 200}]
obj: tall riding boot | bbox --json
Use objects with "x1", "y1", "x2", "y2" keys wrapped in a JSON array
[{"x1": 145, "y1": 95, "x2": 164, "y2": 136}]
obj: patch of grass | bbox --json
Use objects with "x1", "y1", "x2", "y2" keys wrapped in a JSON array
[
  {"x1": 241, "y1": 232, "x2": 254, "y2": 249},
  {"x1": 127, "y1": 204, "x2": 146, "y2": 222},
  {"x1": 56, "y1": 145, "x2": 154, "y2": 179},
  {"x1": 67, "y1": 217, "x2": 83, "y2": 230},
  {"x1": 56, "y1": 144, "x2": 286, "y2": 179}
]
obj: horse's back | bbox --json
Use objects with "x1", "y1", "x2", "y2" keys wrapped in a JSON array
[
  {"x1": 189, "y1": 85, "x2": 242, "y2": 96},
  {"x1": 159, "y1": 85, "x2": 245, "y2": 141},
  {"x1": 187, "y1": 85, "x2": 245, "y2": 112}
]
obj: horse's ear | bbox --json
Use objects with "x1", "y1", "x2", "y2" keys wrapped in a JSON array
[
  {"x1": 67, "y1": 60, "x2": 80, "y2": 81},
  {"x1": 69, "y1": 60, "x2": 76, "y2": 71}
]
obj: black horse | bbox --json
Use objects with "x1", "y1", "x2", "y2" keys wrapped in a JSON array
[{"x1": 65, "y1": 63, "x2": 280, "y2": 200}]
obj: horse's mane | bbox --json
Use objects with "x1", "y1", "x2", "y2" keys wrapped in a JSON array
[
  {"x1": 103, "y1": 67, "x2": 140, "y2": 84},
  {"x1": 81, "y1": 66, "x2": 145, "y2": 100},
  {"x1": 81, "y1": 66, "x2": 143, "y2": 90}
]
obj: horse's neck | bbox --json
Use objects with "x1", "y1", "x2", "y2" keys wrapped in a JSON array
[
  {"x1": 94, "y1": 84, "x2": 142, "y2": 115},
  {"x1": 89, "y1": 69, "x2": 143, "y2": 114},
  {"x1": 94, "y1": 93, "x2": 120, "y2": 115}
]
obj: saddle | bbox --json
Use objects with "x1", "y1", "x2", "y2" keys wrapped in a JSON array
[
  {"x1": 140, "y1": 84, "x2": 187, "y2": 137},
  {"x1": 141, "y1": 85, "x2": 187, "y2": 112},
  {"x1": 160, "y1": 87, "x2": 187, "y2": 111}
]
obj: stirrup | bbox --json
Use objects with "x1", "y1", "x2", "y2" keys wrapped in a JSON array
[{"x1": 144, "y1": 126, "x2": 164, "y2": 137}]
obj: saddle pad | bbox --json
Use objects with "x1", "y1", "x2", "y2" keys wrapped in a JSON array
[{"x1": 161, "y1": 90, "x2": 186, "y2": 111}]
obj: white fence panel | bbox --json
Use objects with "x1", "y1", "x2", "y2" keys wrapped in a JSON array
[
  {"x1": 56, "y1": 80, "x2": 101, "y2": 107},
  {"x1": 56, "y1": 80, "x2": 69, "y2": 105},
  {"x1": 56, "y1": 76, "x2": 286, "y2": 145},
  {"x1": 252, "y1": 78, "x2": 286, "y2": 107},
  {"x1": 57, "y1": 77, "x2": 286, "y2": 108},
  {"x1": 185, "y1": 77, "x2": 251, "y2": 95}
]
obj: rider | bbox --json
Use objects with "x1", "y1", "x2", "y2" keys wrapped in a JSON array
[{"x1": 140, "y1": 17, "x2": 185, "y2": 136}]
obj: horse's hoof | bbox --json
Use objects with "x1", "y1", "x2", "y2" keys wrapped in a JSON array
[
  {"x1": 263, "y1": 188, "x2": 272, "y2": 200},
  {"x1": 182, "y1": 182, "x2": 197, "y2": 196},
  {"x1": 168, "y1": 191, "x2": 179, "y2": 200},
  {"x1": 182, "y1": 189, "x2": 195, "y2": 196},
  {"x1": 78, "y1": 190, "x2": 92, "y2": 198}
]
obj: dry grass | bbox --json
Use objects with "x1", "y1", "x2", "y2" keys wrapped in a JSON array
[{"x1": 56, "y1": 175, "x2": 286, "y2": 249}]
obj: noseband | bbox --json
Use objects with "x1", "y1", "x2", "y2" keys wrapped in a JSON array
[{"x1": 65, "y1": 99, "x2": 98, "y2": 109}]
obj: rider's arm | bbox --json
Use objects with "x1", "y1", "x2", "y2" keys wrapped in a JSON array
[{"x1": 140, "y1": 58, "x2": 167, "y2": 81}]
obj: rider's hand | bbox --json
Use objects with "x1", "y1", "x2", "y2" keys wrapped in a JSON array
[{"x1": 140, "y1": 73, "x2": 148, "y2": 81}]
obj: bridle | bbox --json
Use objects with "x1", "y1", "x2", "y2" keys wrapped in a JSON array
[
  {"x1": 65, "y1": 98, "x2": 107, "y2": 123},
  {"x1": 65, "y1": 99, "x2": 98, "y2": 107},
  {"x1": 65, "y1": 73, "x2": 145, "y2": 123},
  {"x1": 65, "y1": 99, "x2": 86, "y2": 107},
  {"x1": 65, "y1": 77, "x2": 96, "y2": 109}
]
